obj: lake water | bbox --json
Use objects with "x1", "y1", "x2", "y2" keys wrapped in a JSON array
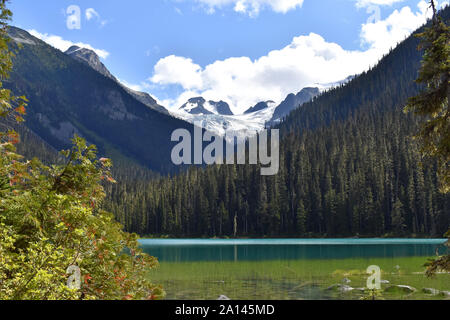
[
  {"x1": 140, "y1": 239, "x2": 449, "y2": 300},
  {"x1": 139, "y1": 239, "x2": 447, "y2": 262}
]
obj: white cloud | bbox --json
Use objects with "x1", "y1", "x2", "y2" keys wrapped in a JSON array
[
  {"x1": 356, "y1": 0, "x2": 405, "y2": 8},
  {"x1": 149, "y1": 33, "x2": 382, "y2": 113},
  {"x1": 28, "y1": 29, "x2": 110, "y2": 59},
  {"x1": 192, "y1": 0, "x2": 304, "y2": 16},
  {"x1": 150, "y1": 55, "x2": 204, "y2": 90},
  {"x1": 149, "y1": 1, "x2": 433, "y2": 114},
  {"x1": 85, "y1": 8, "x2": 100, "y2": 21},
  {"x1": 360, "y1": 0, "x2": 432, "y2": 51}
]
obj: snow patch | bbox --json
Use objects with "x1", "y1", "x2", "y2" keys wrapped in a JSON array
[{"x1": 171, "y1": 104, "x2": 276, "y2": 142}]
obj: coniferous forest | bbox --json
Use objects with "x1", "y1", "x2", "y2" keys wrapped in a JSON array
[{"x1": 101, "y1": 9, "x2": 450, "y2": 238}]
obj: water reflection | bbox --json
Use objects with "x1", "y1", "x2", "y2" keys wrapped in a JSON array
[{"x1": 139, "y1": 239, "x2": 447, "y2": 262}]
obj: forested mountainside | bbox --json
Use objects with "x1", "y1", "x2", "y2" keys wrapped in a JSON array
[
  {"x1": 3, "y1": 27, "x2": 196, "y2": 173},
  {"x1": 102, "y1": 8, "x2": 450, "y2": 237}
]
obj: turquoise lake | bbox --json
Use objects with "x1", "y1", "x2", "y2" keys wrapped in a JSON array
[{"x1": 139, "y1": 239, "x2": 448, "y2": 262}]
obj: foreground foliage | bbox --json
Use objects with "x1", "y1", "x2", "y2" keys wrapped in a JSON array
[
  {"x1": 0, "y1": 134, "x2": 163, "y2": 300},
  {"x1": 0, "y1": 0, "x2": 163, "y2": 300}
]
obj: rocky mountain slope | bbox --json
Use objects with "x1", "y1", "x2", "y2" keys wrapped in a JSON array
[
  {"x1": 64, "y1": 45, "x2": 168, "y2": 115},
  {"x1": 5, "y1": 27, "x2": 195, "y2": 173}
]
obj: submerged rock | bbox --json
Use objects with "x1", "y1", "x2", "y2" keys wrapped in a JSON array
[
  {"x1": 342, "y1": 278, "x2": 351, "y2": 284},
  {"x1": 439, "y1": 291, "x2": 450, "y2": 297},
  {"x1": 385, "y1": 285, "x2": 416, "y2": 293},
  {"x1": 327, "y1": 284, "x2": 354, "y2": 293},
  {"x1": 422, "y1": 288, "x2": 440, "y2": 295}
]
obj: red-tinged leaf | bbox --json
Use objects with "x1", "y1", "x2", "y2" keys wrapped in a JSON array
[
  {"x1": 106, "y1": 176, "x2": 116, "y2": 183},
  {"x1": 14, "y1": 105, "x2": 26, "y2": 115},
  {"x1": 84, "y1": 274, "x2": 92, "y2": 284}
]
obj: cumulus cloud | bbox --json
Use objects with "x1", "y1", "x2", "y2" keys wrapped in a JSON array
[
  {"x1": 151, "y1": 33, "x2": 381, "y2": 113},
  {"x1": 150, "y1": 55, "x2": 204, "y2": 90},
  {"x1": 150, "y1": 1, "x2": 434, "y2": 114},
  {"x1": 355, "y1": 0, "x2": 405, "y2": 8},
  {"x1": 28, "y1": 29, "x2": 110, "y2": 59},
  {"x1": 193, "y1": 0, "x2": 304, "y2": 16},
  {"x1": 360, "y1": 0, "x2": 433, "y2": 51}
]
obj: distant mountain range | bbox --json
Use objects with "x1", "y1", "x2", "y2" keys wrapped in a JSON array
[
  {"x1": 5, "y1": 27, "x2": 195, "y2": 172},
  {"x1": 173, "y1": 87, "x2": 321, "y2": 139},
  {"x1": 54, "y1": 42, "x2": 321, "y2": 141},
  {"x1": 4, "y1": 26, "x2": 346, "y2": 171}
]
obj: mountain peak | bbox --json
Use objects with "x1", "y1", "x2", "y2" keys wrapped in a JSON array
[
  {"x1": 64, "y1": 43, "x2": 168, "y2": 115},
  {"x1": 65, "y1": 45, "x2": 113, "y2": 80},
  {"x1": 8, "y1": 27, "x2": 37, "y2": 45},
  {"x1": 244, "y1": 101, "x2": 275, "y2": 114},
  {"x1": 180, "y1": 97, "x2": 212, "y2": 115},
  {"x1": 270, "y1": 87, "x2": 319, "y2": 123},
  {"x1": 209, "y1": 100, "x2": 234, "y2": 116},
  {"x1": 65, "y1": 45, "x2": 83, "y2": 55},
  {"x1": 179, "y1": 97, "x2": 233, "y2": 116}
]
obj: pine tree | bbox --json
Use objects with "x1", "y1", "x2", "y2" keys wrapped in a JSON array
[
  {"x1": 391, "y1": 199, "x2": 406, "y2": 235},
  {"x1": 405, "y1": 0, "x2": 450, "y2": 193}
]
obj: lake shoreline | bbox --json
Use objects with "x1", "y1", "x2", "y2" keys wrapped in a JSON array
[{"x1": 139, "y1": 236, "x2": 448, "y2": 240}]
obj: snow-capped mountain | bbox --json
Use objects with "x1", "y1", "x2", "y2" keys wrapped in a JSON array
[
  {"x1": 173, "y1": 98, "x2": 276, "y2": 142},
  {"x1": 173, "y1": 88, "x2": 321, "y2": 141},
  {"x1": 173, "y1": 75, "x2": 356, "y2": 140},
  {"x1": 65, "y1": 46, "x2": 169, "y2": 115},
  {"x1": 244, "y1": 101, "x2": 276, "y2": 114},
  {"x1": 179, "y1": 97, "x2": 234, "y2": 116},
  {"x1": 173, "y1": 106, "x2": 276, "y2": 142}
]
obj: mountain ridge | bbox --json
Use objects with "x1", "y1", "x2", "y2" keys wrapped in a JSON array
[
  {"x1": 179, "y1": 97, "x2": 234, "y2": 116},
  {"x1": 5, "y1": 26, "x2": 196, "y2": 173},
  {"x1": 270, "y1": 87, "x2": 320, "y2": 124},
  {"x1": 64, "y1": 44, "x2": 169, "y2": 115}
]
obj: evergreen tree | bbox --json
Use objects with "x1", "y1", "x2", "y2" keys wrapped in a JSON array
[{"x1": 405, "y1": 0, "x2": 450, "y2": 193}]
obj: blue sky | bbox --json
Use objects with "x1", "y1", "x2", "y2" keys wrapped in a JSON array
[{"x1": 9, "y1": 0, "x2": 448, "y2": 113}]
